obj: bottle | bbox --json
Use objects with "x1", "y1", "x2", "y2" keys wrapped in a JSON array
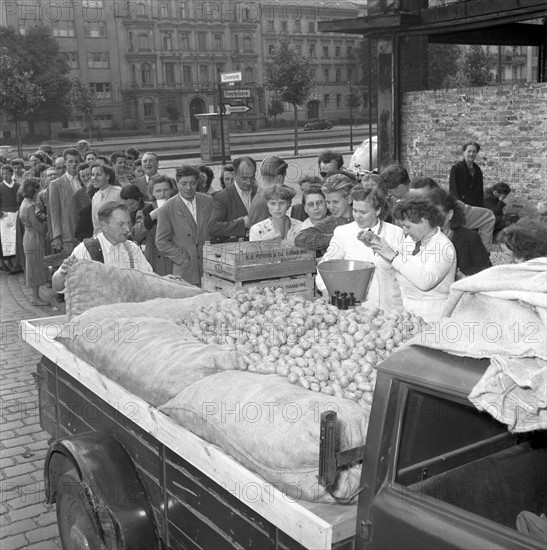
[{"x1": 348, "y1": 292, "x2": 356, "y2": 307}]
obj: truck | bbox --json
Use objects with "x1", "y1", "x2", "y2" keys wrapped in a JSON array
[{"x1": 20, "y1": 315, "x2": 546, "y2": 550}]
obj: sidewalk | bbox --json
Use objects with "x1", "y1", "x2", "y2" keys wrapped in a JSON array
[{"x1": 0, "y1": 271, "x2": 62, "y2": 550}]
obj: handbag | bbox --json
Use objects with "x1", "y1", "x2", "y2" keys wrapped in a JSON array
[{"x1": 41, "y1": 250, "x2": 71, "y2": 270}]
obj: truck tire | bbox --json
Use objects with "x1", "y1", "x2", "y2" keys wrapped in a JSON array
[{"x1": 56, "y1": 468, "x2": 110, "y2": 550}]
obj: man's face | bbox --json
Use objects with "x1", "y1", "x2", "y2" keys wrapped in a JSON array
[
  {"x1": 65, "y1": 154, "x2": 80, "y2": 176},
  {"x1": 235, "y1": 162, "x2": 256, "y2": 191},
  {"x1": 324, "y1": 192, "x2": 351, "y2": 218},
  {"x1": 114, "y1": 157, "x2": 127, "y2": 175},
  {"x1": 1, "y1": 168, "x2": 12, "y2": 183},
  {"x1": 29, "y1": 155, "x2": 40, "y2": 168},
  {"x1": 152, "y1": 182, "x2": 172, "y2": 201},
  {"x1": 222, "y1": 170, "x2": 234, "y2": 187},
  {"x1": 85, "y1": 153, "x2": 97, "y2": 163},
  {"x1": 43, "y1": 169, "x2": 57, "y2": 188},
  {"x1": 387, "y1": 183, "x2": 409, "y2": 202},
  {"x1": 91, "y1": 166, "x2": 108, "y2": 189},
  {"x1": 101, "y1": 209, "x2": 132, "y2": 245},
  {"x1": 142, "y1": 154, "x2": 158, "y2": 177},
  {"x1": 13, "y1": 164, "x2": 24, "y2": 176},
  {"x1": 177, "y1": 175, "x2": 198, "y2": 201},
  {"x1": 303, "y1": 193, "x2": 328, "y2": 222},
  {"x1": 319, "y1": 161, "x2": 338, "y2": 179},
  {"x1": 55, "y1": 159, "x2": 65, "y2": 176}
]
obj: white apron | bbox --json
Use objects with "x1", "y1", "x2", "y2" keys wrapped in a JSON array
[{"x1": 0, "y1": 211, "x2": 17, "y2": 256}]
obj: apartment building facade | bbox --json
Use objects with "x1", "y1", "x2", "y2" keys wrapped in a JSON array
[{"x1": 3, "y1": 0, "x2": 362, "y2": 136}]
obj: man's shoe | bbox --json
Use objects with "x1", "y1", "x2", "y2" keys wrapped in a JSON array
[
  {"x1": 8, "y1": 266, "x2": 23, "y2": 275},
  {"x1": 56, "y1": 293, "x2": 65, "y2": 303}
]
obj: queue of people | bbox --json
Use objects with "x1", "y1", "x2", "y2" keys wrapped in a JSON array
[{"x1": 1, "y1": 140, "x2": 545, "y2": 317}]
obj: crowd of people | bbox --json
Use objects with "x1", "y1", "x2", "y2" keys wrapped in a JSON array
[{"x1": 1, "y1": 139, "x2": 545, "y2": 317}]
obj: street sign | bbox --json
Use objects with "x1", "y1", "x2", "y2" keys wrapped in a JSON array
[
  {"x1": 220, "y1": 72, "x2": 242, "y2": 83},
  {"x1": 223, "y1": 104, "x2": 251, "y2": 115},
  {"x1": 223, "y1": 89, "x2": 251, "y2": 99}
]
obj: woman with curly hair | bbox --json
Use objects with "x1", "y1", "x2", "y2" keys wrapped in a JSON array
[
  {"x1": 497, "y1": 219, "x2": 547, "y2": 263},
  {"x1": 369, "y1": 197, "x2": 457, "y2": 322}
]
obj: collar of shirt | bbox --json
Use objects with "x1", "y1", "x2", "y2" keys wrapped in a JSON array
[
  {"x1": 362, "y1": 220, "x2": 381, "y2": 233},
  {"x1": 96, "y1": 232, "x2": 117, "y2": 257},
  {"x1": 180, "y1": 194, "x2": 197, "y2": 218},
  {"x1": 234, "y1": 182, "x2": 252, "y2": 210},
  {"x1": 421, "y1": 226, "x2": 440, "y2": 248},
  {"x1": 2, "y1": 180, "x2": 14, "y2": 188}
]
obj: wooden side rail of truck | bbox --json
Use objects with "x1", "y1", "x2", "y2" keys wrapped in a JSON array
[{"x1": 21, "y1": 316, "x2": 547, "y2": 550}]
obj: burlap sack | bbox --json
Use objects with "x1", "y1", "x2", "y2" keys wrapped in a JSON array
[
  {"x1": 161, "y1": 371, "x2": 369, "y2": 504},
  {"x1": 65, "y1": 260, "x2": 204, "y2": 319},
  {"x1": 58, "y1": 316, "x2": 238, "y2": 407}
]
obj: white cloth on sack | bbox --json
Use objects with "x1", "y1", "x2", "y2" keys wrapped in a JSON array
[{"x1": 0, "y1": 211, "x2": 17, "y2": 256}]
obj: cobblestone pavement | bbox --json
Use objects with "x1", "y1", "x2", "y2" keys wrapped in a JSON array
[{"x1": 1, "y1": 272, "x2": 63, "y2": 550}]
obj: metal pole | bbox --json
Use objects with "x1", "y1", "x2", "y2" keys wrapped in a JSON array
[
  {"x1": 348, "y1": 80, "x2": 353, "y2": 152},
  {"x1": 368, "y1": 38, "x2": 373, "y2": 170},
  {"x1": 217, "y1": 70, "x2": 226, "y2": 167}
]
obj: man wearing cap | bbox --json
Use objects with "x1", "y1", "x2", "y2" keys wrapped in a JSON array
[
  {"x1": 75, "y1": 140, "x2": 91, "y2": 157},
  {"x1": 248, "y1": 156, "x2": 288, "y2": 227}
]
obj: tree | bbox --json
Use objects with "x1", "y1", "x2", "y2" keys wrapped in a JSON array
[
  {"x1": 69, "y1": 78, "x2": 97, "y2": 144},
  {"x1": 0, "y1": 24, "x2": 70, "y2": 137},
  {"x1": 353, "y1": 38, "x2": 378, "y2": 113},
  {"x1": 264, "y1": 37, "x2": 314, "y2": 155},
  {"x1": 443, "y1": 45, "x2": 495, "y2": 88},
  {"x1": 267, "y1": 97, "x2": 285, "y2": 123},
  {"x1": 427, "y1": 44, "x2": 462, "y2": 89},
  {"x1": 0, "y1": 52, "x2": 45, "y2": 156}
]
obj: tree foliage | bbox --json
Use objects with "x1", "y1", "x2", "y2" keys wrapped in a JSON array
[
  {"x1": 443, "y1": 45, "x2": 495, "y2": 88},
  {"x1": 264, "y1": 37, "x2": 314, "y2": 154},
  {"x1": 427, "y1": 44, "x2": 462, "y2": 89},
  {"x1": 70, "y1": 78, "x2": 97, "y2": 143},
  {"x1": 0, "y1": 24, "x2": 71, "y2": 134},
  {"x1": 267, "y1": 98, "x2": 285, "y2": 122},
  {"x1": 0, "y1": 52, "x2": 45, "y2": 156}
]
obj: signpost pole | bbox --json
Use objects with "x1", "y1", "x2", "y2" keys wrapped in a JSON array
[{"x1": 217, "y1": 70, "x2": 226, "y2": 167}]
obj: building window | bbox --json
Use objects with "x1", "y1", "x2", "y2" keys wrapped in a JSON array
[
  {"x1": 347, "y1": 68, "x2": 353, "y2": 81},
  {"x1": 335, "y1": 45, "x2": 341, "y2": 57},
  {"x1": 88, "y1": 52, "x2": 109, "y2": 68},
  {"x1": 216, "y1": 63, "x2": 225, "y2": 77},
  {"x1": 234, "y1": 34, "x2": 240, "y2": 51},
  {"x1": 243, "y1": 36, "x2": 252, "y2": 52},
  {"x1": 244, "y1": 66, "x2": 254, "y2": 83},
  {"x1": 84, "y1": 21, "x2": 106, "y2": 38},
  {"x1": 138, "y1": 31, "x2": 151, "y2": 51},
  {"x1": 195, "y1": 2, "x2": 204, "y2": 20},
  {"x1": 197, "y1": 32, "x2": 207, "y2": 50},
  {"x1": 179, "y1": 33, "x2": 189, "y2": 50},
  {"x1": 336, "y1": 94, "x2": 342, "y2": 108},
  {"x1": 143, "y1": 98, "x2": 154, "y2": 117},
  {"x1": 309, "y1": 44, "x2": 316, "y2": 57},
  {"x1": 95, "y1": 115, "x2": 112, "y2": 128},
  {"x1": 295, "y1": 20, "x2": 301, "y2": 32},
  {"x1": 141, "y1": 62, "x2": 152, "y2": 85},
  {"x1": 162, "y1": 32, "x2": 172, "y2": 50},
  {"x1": 178, "y1": 2, "x2": 186, "y2": 18},
  {"x1": 213, "y1": 34, "x2": 223, "y2": 50},
  {"x1": 164, "y1": 63, "x2": 175, "y2": 84},
  {"x1": 52, "y1": 20, "x2": 75, "y2": 37},
  {"x1": 268, "y1": 44, "x2": 275, "y2": 55},
  {"x1": 161, "y1": 1, "x2": 169, "y2": 18},
  {"x1": 64, "y1": 52, "x2": 79, "y2": 69},
  {"x1": 199, "y1": 65, "x2": 208, "y2": 83},
  {"x1": 182, "y1": 65, "x2": 192, "y2": 84},
  {"x1": 137, "y1": 2, "x2": 146, "y2": 16},
  {"x1": 267, "y1": 20, "x2": 274, "y2": 32},
  {"x1": 323, "y1": 67, "x2": 329, "y2": 82},
  {"x1": 323, "y1": 45, "x2": 329, "y2": 58},
  {"x1": 295, "y1": 44, "x2": 302, "y2": 56},
  {"x1": 281, "y1": 21, "x2": 288, "y2": 32},
  {"x1": 308, "y1": 22, "x2": 315, "y2": 33},
  {"x1": 335, "y1": 68, "x2": 341, "y2": 82},
  {"x1": 323, "y1": 94, "x2": 330, "y2": 108},
  {"x1": 90, "y1": 82, "x2": 111, "y2": 99},
  {"x1": 347, "y1": 46, "x2": 353, "y2": 56},
  {"x1": 131, "y1": 64, "x2": 137, "y2": 83}
]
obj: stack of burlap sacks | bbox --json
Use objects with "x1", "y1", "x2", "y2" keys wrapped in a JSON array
[{"x1": 57, "y1": 261, "x2": 369, "y2": 503}]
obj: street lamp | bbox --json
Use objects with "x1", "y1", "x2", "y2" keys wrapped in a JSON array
[{"x1": 348, "y1": 80, "x2": 354, "y2": 152}]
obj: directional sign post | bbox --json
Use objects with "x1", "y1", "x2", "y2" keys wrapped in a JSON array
[
  {"x1": 223, "y1": 89, "x2": 251, "y2": 99},
  {"x1": 224, "y1": 104, "x2": 251, "y2": 116},
  {"x1": 220, "y1": 71, "x2": 242, "y2": 84}
]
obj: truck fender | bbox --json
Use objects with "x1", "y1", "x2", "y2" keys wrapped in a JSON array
[{"x1": 44, "y1": 431, "x2": 159, "y2": 550}]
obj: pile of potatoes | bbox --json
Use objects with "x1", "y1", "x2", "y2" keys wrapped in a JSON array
[{"x1": 185, "y1": 287, "x2": 423, "y2": 409}]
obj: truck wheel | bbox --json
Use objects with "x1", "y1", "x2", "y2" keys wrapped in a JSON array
[{"x1": 56, "y1": 468, "x2": 108, "y2": 550}]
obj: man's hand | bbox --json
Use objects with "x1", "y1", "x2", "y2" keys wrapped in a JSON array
[
  {"x1": 243, "y1": 215, "x2": 249, "y2": 229},
  {"x1": 51, "y1": 237, "x2": 63, "y2": 251},
  {"x1": 58, "y1": 256, "x2": 77, "y2": 277}
]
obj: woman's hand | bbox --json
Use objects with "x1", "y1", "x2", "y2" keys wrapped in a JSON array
[
  {"x1": 369, "y1": 237, "x2": 398, "y2": 262},
  {"x1": 58, "y1": 255, "x2": 77, "y2": 276}
]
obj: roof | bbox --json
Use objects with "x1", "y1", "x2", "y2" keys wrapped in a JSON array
[
  {"x1": 376, "y1": 344, "x2": 490, "y2": 399},
  {"x1": 318, "y1": 0, "x2": 547, "y2": 45}
]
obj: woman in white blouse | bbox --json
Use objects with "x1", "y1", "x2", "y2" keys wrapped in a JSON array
[
  {"x1": 249, "y1": 185, "x2": 302, "y2": 243},
  {"x1": 370, "y1": 197, "x2": 457, "y2": 322},
  {"x1": 317, "y1": 186, "x2": 404, "y2": 312}
]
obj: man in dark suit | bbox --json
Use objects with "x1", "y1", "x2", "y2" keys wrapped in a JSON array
[
  {"x1": 48, "y1": 147, "x2": 89, "y2": 253},
  {"x1": 131, "y1": 151, "x2": 159, "y2": 200},
  {"x1": 208, "y1": 156, "x2": 257, "y2": 243},
  {"x1": 155, "y1": 164, "x2": 213, "y2": 286}
]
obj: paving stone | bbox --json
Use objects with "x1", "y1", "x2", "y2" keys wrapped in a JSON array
[
  {"x1": 2, "y1": 462, "x2": 36, "y2": 479},
  {"x1": 25, "y1": 523, "x2": 61, "y2": 543},
  {"x1": 2, "y1": 517, "x2": 38, "y2": 537},
  {"x1": 0, "y1": 534, "x2": 28, "y2": 550},
  {"x1": 8, "y1": 502, "x2": 50, "y2": 523}
]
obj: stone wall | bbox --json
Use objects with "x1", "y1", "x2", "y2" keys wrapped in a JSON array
[{"x1": 400, "y1": 82, "x2": 547, "y2": 216}]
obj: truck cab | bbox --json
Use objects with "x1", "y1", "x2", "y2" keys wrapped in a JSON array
[{"x1": 355, "y1": 345, "x2": 546, "y2": 550}]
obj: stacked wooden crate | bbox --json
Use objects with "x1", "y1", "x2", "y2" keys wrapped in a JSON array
[{"x1": 202, "y1": 241, "x2": 316, "y2": 299}]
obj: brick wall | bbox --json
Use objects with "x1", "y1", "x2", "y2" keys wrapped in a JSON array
[{"x1": 400, "y1": 83, "x2": 547, "y2": 216}]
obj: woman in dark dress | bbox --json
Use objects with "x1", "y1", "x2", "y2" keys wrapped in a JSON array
[
  {"x1": 428, "y1": 187, "x2": 491, "y2": 279},
  {"x1": 449, "y1": 141, "x2": 484, "y2": 208},
  {"x1": 18, "y1": 178, "x2": 49, "y2": 306}
]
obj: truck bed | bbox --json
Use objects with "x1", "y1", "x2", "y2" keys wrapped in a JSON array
[{"x1": 21, "y1": 316, "x2": 357, "y2": 550}]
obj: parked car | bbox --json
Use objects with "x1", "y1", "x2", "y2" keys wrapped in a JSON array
[{"x1": 304, "y1": 119, "x2": 334, "y2": 131}]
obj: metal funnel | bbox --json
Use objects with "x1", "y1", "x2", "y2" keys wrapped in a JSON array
[{"x1": 317, "y1": 260, "x2": 376, "y2": 302}]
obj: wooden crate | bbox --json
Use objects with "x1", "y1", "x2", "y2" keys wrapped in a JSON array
[
  {"x1": 202, "y1": 272, "x2": 315, "y2": 300},
  {"x1": 203, "y1": 241, "x2": 316, "y2": 282}
]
